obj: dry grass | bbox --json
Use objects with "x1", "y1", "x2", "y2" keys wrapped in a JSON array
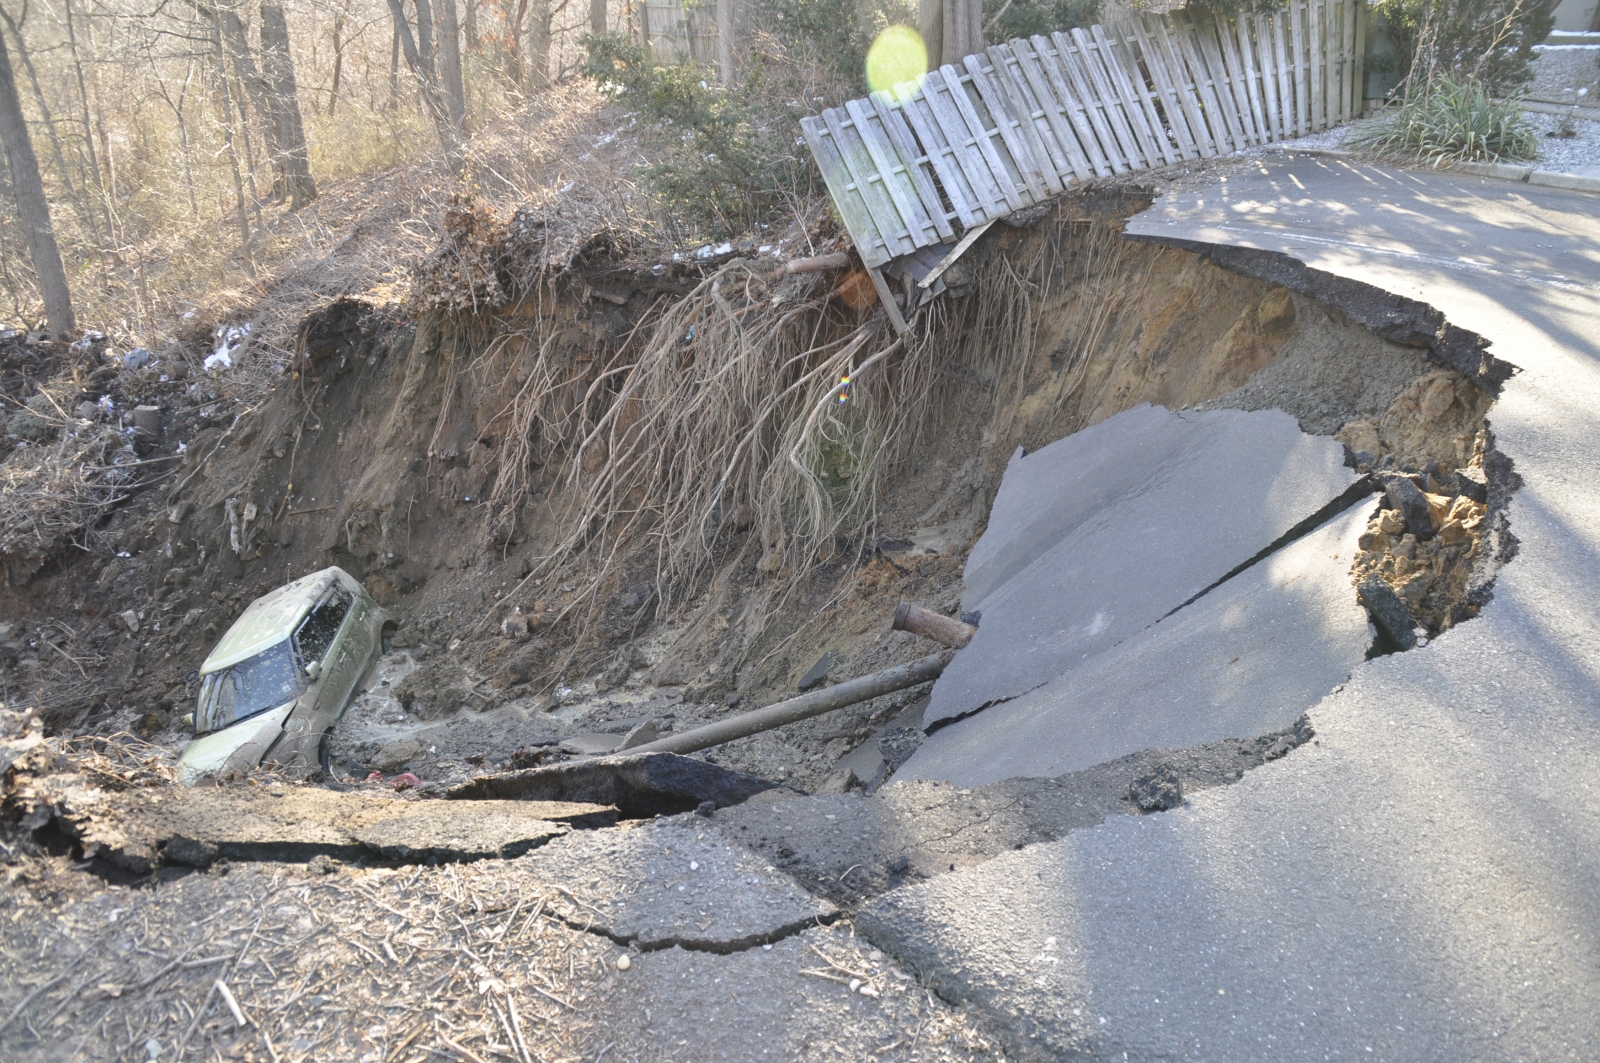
[
  {"x1": 0, "y1": 402, "x2": 175, "y2": 584},
  {"x1": 0, "y1": 855, "x2": 999, "y2": 1063}
]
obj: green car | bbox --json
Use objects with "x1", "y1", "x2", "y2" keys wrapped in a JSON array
[{"x1": 177, "y1": 567, "x2": 396, "y2": 783}]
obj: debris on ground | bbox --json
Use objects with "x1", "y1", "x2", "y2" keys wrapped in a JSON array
[{"x1": 900, "y1": 498, "x2": 1372, "y2": 788}]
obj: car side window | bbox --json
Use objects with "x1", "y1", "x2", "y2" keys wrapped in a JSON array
[{"x1": 294, "y1": 585, "x2": 353, "y2": 667}]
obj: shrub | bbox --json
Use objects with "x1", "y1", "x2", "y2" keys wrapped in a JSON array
[
  {"x1": 759, "y1": 0, "x2": 915, "y2": 89},
  {"x1": 580, "y1": 32, "x2": 810, "y2": 233},
  {"x1": 1374, "y1": 0, "x2": 1556, "y2": 96},
  {"x1": 983, "y1": 0, "x2": 1102, "y2": 44},
  {"x1": 1352, "y1": 73, "x2": 1539, "y2": 165}
]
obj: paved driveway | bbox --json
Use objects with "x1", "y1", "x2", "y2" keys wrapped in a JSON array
[{"x1": 858, "y1": 161, "x2": 1600, "y2": 1062}]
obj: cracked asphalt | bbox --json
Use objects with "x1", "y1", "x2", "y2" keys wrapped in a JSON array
[
  {"x1": 856, "y1": 160, "x2": 1600, "y2": 1061},
  {"x1": 6, "y1": 161, "x2": 1596, "y2": 1063}
]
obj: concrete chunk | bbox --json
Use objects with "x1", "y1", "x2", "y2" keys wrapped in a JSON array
[
  {"x1": 900, "y1": 500, "x2": 1374, "y2": 787},
  {"x1": 928, "y1": 405, "x2": 1360, "y2": 727}
]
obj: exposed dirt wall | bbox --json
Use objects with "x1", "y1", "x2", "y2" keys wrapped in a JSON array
[{"x1": 0, "y1": 189, "x2": 1508, "y2": 792}]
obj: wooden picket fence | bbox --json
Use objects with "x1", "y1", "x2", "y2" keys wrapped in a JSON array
[{"x1": 803, "y1": 0, "x2": 1366, "y2": 269}]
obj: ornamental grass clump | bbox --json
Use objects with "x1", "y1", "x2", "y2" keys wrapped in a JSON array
[{"x1": 1355, "y1": 74, "x2": 1538, "y2": 166}]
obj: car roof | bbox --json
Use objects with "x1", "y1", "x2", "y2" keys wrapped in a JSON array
[{"x1": 200, "y1": 567, "x2": 359, "y2": 674}]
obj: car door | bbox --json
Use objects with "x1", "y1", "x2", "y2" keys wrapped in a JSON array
[{"x1": 292, "y1": 583, "x2": 356, "y2": 736}]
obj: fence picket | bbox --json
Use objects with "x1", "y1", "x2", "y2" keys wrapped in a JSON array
[
  {"x1": 1165, "y1": 17, "x2": 1231, "y2": 154},
  {"x1": 868, "y1": 93, "x2": 958, "y2": 241},
  {"x1": 1270, "y1": 10, "x2": 1294, "y2": 140},
  {"x1": 990, "y1": 44, "x2": 1073, "y2": 193},
  {"x1": 897, "y1": 89, "x2": 986, "y2": 229},
  {"x1": 1069, "y1": 28, "x2": 1146, "y2": 168},
  {"x1": 968, "y1": 51, "x2": 1054, "y2": 198},
  {"x1": 1032, "y1": 34, "x2": 1114, "y2": 176},
  {"x1": 933, "y1": 67, "x2": 1028, "y2": 213},
  {"x1": 804, "y1": 1, "x2": 1360, "y2": 273},
  {"x1": 1254, "y1": 14, "x2": 1280, "y2": 139},
  {"x1": 1134, "y1": 18, "x2": 1201, "y2": 160},
  {"x1": 1229, "y1": 16, "x2": 1268, "y2": 143},
  {"x1": 1013, "y1": 37, "x2": 1097, "y2": 180},
  {"x1": 1051, "y1": 32, "x2": 1130, "y2": 171},
  {"x1": 1102, "y1": 26, "x2": 1177, "y2": 166}
]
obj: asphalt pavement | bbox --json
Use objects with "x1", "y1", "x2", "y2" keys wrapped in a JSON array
[{"x1": 859, "y1": 160, "x2": 1600, "y2": 1062}]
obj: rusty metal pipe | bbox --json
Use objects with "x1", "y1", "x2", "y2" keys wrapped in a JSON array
[
  {"x1": 892, "y1": 600, "x2": 977, "y2": 648},
  {"x1": 622, "y1": 650, "x2": 952, "y2": 757}
]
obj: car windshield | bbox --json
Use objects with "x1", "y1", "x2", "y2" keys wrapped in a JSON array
[{"x1": 196, "y1": 639, "x2": 306, "y2": 735}]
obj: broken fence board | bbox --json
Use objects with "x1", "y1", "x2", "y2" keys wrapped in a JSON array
[
  {"x1": 801, "y1": 116, "x2": 893, "y2": 267},
  {"x1": 1271, "y1": 9, "x2": 1295, "y2": 140},
  {"x1": 927, "y1": 66, "x2": 1025, "y2": 214},
  {"x1": 1096, "y1": 25, "x2": 1173, "y2": 167},
  {"x1": 988, "y1": 43, "x2": 1070, "y2": 195},
  {"x1": 1053, "y1": 31, "x2": 1131, "y2": 172},
  {"x1": 821, "y1": 106, "x2": 916, "y2": 263},
  {"x1": 1150, "y1": 15, "x2": 1219, "y2": 159},
  {"x1": 1071, "y1": 27, "x2": 1147, "y2": 170},
  {"x1": 897, "y1": 88, "x2": 988, "y2": 230}
]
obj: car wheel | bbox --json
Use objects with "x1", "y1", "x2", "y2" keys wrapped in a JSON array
[
  {"x1": 319, "y1": 729, "x2": 335, "y2": 776},
  {"x1": 381, "y1": 622, "x2": 398, "y2": 656}
]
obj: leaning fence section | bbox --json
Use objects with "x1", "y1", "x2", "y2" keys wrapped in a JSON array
[{"x1": 803, "y1": 0, "x2": 1365, "y2": 268}]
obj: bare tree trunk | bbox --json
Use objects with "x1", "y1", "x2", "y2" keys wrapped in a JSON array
[
  {"x1": 0, "y1": 27, "x2": 74, "y2": 336},
  {"x1": 506, "y1": 0, "x2": 528, "y2": 89},
  {"x1": 384, "y1": 0, "x2": 462, "y2": 157},
  {"x1": 260, "y1": 2, "x2": 317, "y2": 208},
  {"x1": 526, "y1": 0, "x2": 550, "y2": 92},
  {"x1": 941, "y1": 0, "x2": 982, "y2": 65},
  {"x1": 208, "y1": 10, "x2": 254, "y2": 270},
  {"x1": 388, "y1": 22, "x2": 400, "y2": 109},
  {"x1": 210, "y1": 8, "x2": 276, "y2": 144},
  {"x1": 920, "y1": 0, "x2": 983, "y2": 67},
  {"x1": 415, "y1": 0, "x2": 437, "y2": 81},
  {"x1": 590, "y1": 0, "x2": 605, "y2": 34},
  {"x1": 60, "y1": 0, "x2": 112, "y2": 245},
  {"x1": 329, "y1": 14, "x2": 344, "y2": 115},
  {"x1": 715, "y1": 0, "x2": 732, "y2": 83},
  {"x1": 437, "y1": 0, "x2": 466, "y2": 129},
  {"x1": 464, "y1": 0, "x2": 478, "y2": 51},
  {"x1": 0, "y1": 7, "x2": 95, "y2": 244}
]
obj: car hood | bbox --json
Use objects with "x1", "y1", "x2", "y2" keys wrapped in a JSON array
[{"x1": 176, "y1": 701, "x2": 296, "y2": 785}]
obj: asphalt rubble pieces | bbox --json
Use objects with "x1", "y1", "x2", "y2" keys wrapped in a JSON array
[{"x1": 894, "y1": 402, "x2": 1378, "y2": 787}]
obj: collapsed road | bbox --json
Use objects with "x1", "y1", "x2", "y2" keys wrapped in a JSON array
[{"x1": 2, "y1": 159, "x2": 1596, "y2": 1063}]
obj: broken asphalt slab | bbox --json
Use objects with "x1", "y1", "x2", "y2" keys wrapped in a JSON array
[
  {"x1": 847, "y1": 161, "x2": 1600, "y2": 1062},
  {"x1": 713, "y1": 716, "x2": 1311, "y2": 907},
  {"x1": 445, "y1": 751, "x2": 784, "y2": 816},
  {"x1": 900, "y1": 497, "x2": 1374, "y2": 787},
  {"x1": 43, "y1": 783, "x2": 614, "y2": 872},
  {"x1": 518, "y1": 817, "x2": 836, "y2": 951},
  {"x1": 927, "y1": 404, "x2": 1362, "y2": 727}
]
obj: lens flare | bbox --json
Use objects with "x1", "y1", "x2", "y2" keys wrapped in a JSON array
[{"x1": 865, "y1": 25, "x2": 927, "y2": 100}]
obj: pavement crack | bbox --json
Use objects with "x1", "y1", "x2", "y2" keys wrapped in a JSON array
[
  {"x1": 1158, "y1": 475, "x2": 1379, "y2": 623},
  {"x1": 549, "y1": 910, "x2": 842, "y2": 956}
]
